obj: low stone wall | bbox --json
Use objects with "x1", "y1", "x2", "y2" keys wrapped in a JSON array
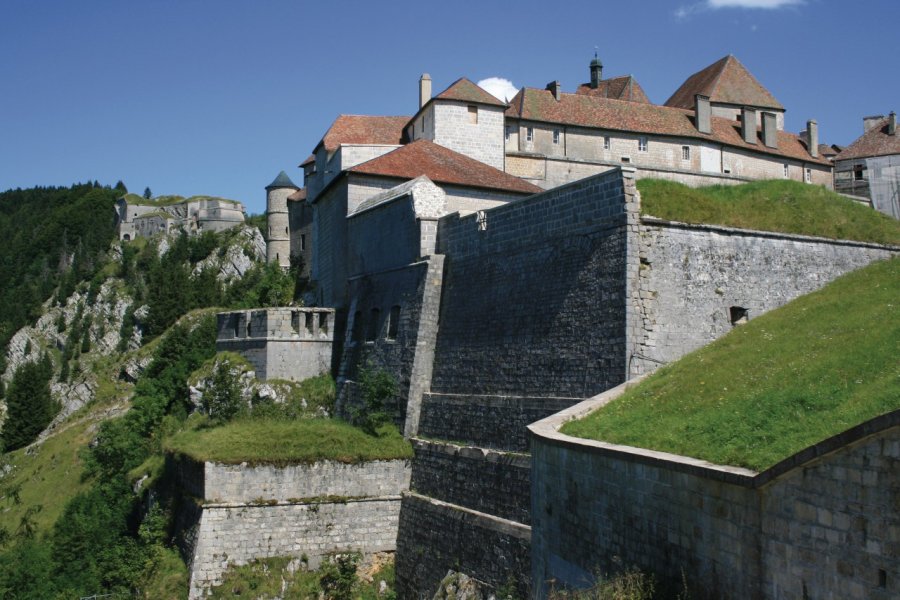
[
  {"x1": 528, "y1": 381, "x2": 900, "y2": 600},
  {"x1": 395, "y1": 492, "x2": 531, "y2": 600},
  {"x1": 418, "y1": 393, "x2": 578, "y2": 452},
  {"x1": 174, "y1": 455, "x2": 411, "y2": 598},
  {"x1": 410, "y1": 439, "x2": 531, "y2": 524}
]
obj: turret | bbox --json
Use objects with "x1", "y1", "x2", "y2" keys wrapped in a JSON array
[
  {"x1": 590, "y1": 53, "x2": 603, "y2": 89},
  {"x1": 266, "y1": 171, "x2": 298, "y2": 268}
]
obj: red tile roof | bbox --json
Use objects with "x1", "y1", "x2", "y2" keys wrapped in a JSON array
[
  {"x1": 349, "y1": 139, "x2": 541, "y2": 194},
  {"x1": 319, "y1": 115, "x2": 410, "y2": 152},
  {"x1": 575, "y1": 75, "x2": 651, "y2": 104},
  {"x1": 834, "y1": 117, "x2": 900, "y2": 161},
  {"x1": 300, "y1": 154, "x2": 315, "y2": 167},
  {"x1": 665, "y1": 55, "x2": 783, "y2": 111},
  {"x1": 434, "y1": 78, "x2": 507, "y2": 107},
  {"x1": 287, "y1": 188, "x2": 307, "y2": 202},
  {"x1": 506, "y1": 87, "x2": 828, "y2": 165}
]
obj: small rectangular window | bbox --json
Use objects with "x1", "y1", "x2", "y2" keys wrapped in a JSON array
[
  {"x1": 805, "y1": 168, "x2": 812, "y2": 183},
  {"x1": 638, "y1": 136, "x2": 648, "y2": 152},
  {"x1": 468, "y1": 105, "x2": 478, "y2": 124},
  {"x1": 505, "y1": 125, "x2": 511, "y2": 141},
  {"x1": 621, "y1": 156, "x2": 631, "y2": 163},
  {"x1": 783, "y1": 164, "x2": 789, "y2": 178},
  {"x1": 387, "y1": 305, "x2": 400, "y2": 340},
  {"x1": 526, "y1": 127, "x2": 534, "y2": 142},
  {"x1": 300, "y1": 234, "x2": 306, "y2": 251},
  {"x1": 682, "y1": 146, "x2": 690, "y2": 161},
  {"x1": 366, "y1": 308, "x2": 380, "y2": 342},
  {"x1": 553, "y1": 129, "x2": 560, "y2": 145},
  {"x1": 603, "y1": 136, "x2": 611, "y2": 150},
  {"x1": 853, "y1": 166, "x2": 864, "y2": 181}
]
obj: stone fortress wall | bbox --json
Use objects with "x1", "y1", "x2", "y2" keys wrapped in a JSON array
[
  {"x1": 172, "y1": 454, "x2": 411, "y2": 599},
  {"x1": 115, "y1": 195, "x2": 245, "y2": 241},
  {"x1": 529, "y1": 383, "x2": 900, "y2": 600}
]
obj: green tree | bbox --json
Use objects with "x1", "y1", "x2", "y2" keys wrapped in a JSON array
[
  {"x1": 3, "y1": 356, "x2": 56, "y2": 451},
  {"x1": 143, "y1": 186, "x2": 152, "y2": 199}
]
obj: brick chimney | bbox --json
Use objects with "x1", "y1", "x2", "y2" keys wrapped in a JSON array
[
  {"x1": 695, "y1": 95, "x2": 711, "y2": 134},
  {"x1": 546, "y1": 80, "x2": 562, "y2": 101},
  {"x1": 890, "y1": 111, "x2": 897, "y2": 135},
  {"x1": 419, "y1": 73, "x2": 432, "y2": 109},
  {"x1": 806, "y1": 119, "x2": 818, "y2": 158},
  {"x1": 761, "y1": 112, "x2": 778, "y2": 148},
  {"x1": 741, "y1": 107, "x2": 757, "y2": 144}
]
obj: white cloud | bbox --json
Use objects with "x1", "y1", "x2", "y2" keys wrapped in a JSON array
[
  {"x1": 676, "y1": 0, "x2": 803, "y2": 20},
  {"x1": 477, "y1": 77, "x2": 519, "y2": 103}
]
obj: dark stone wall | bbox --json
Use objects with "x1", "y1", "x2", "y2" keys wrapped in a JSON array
[{"x1": 410, "y1": 439, "x2": 531, "y2": 524}]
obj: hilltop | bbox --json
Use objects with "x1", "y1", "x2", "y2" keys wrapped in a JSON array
[{"x1": 562, "y1": 256, "x2": 900, "y2": 471}]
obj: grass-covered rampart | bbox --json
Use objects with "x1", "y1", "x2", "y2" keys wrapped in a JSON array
[
  {"x1": 562, "y1": 257, "x2": 900, "y2": 471},
  {"x1": 637, "y1": 179, "x2": 900, "y2": 246}
]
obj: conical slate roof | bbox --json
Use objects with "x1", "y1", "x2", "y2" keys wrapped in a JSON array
[{"x1": 266, "y1": 170, "x2": 298, "y2": 190}]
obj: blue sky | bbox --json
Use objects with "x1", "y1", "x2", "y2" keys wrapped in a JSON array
[{"x1": 2, "y1": 0, "x2": 898, "y2": 214}]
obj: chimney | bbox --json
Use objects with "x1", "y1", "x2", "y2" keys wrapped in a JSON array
[
  {"x1": 761, "y1": 112, "x2": 778, "y2": 148},
  {"x1": 590, "y1": 54, "x2": 603, "y2": 89},
  {"x1": 863, "y1": 114, "x2": 885, "y2": 132},
  {"x1": 546, "y1": 80, "x2": 562, "y2": 101},
  {"x1": 695, "y1": 95, "x2": 711, "y2": 134},
  {"x1": 806, "y1": 119, "x2": 818, "y2": 158},
  {"x1": 890, "y1": 111, "x2": 897, "y2": 135},
  {"x1": 741, "y1": 107, "x2": 757, "y2": 144},
  {"x1": 419, "y1": 73, "x2": 432, "y2": 110}
]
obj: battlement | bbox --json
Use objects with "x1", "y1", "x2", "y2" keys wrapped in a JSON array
[{"x1": 215, "y1": 308, "x2": 334, "y2": 381}]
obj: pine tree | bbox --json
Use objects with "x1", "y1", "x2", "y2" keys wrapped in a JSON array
[
  {"x1": 143, "y1": 187, "x2": 152, "y2": 199},
  {"x1": 3, "y1": 356, "x2": 56, "y2": 451},
  {"x1": 114, "y1": 180, "x2": 127, "y2": 192}
]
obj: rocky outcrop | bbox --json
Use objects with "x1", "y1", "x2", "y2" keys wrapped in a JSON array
[{"x1": 192, "y1": 225, "x2": 266, "y2": 283}]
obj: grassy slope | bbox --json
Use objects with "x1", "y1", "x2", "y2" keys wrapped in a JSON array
[
  {"x1": 165, "y1": 419, "x2": 413, "y2": 466},
  {"x1": 637, "y1": 179, "x2": 900, "y2": 246},
  {"x1": 562, "y1": 257, "x2": 900, "y2": 471}
]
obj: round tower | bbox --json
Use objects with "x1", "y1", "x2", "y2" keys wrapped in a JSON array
[{"x1": 266, "y1": 171, "x2": 298, "y2": 268}]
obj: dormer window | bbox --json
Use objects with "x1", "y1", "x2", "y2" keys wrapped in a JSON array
[{"x1": 468, "y1": 105, "x2": 478, "y2": 124}]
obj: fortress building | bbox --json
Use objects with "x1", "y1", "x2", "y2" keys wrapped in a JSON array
[
  {"x1": 834, "y1": 111, "x2": 900, "y2": 219},
  {"x1": 244, "y1": 55, "x2": 898, "y2": 599},
  {"x1": 115, "y1": 193, "x2": 245, "y2": 241}
]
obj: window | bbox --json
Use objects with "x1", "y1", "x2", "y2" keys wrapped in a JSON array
[
  {"x1": 638, "y1": 136, "x2": 648, "y2": 152},
  {"x1": 468, "y1": 105, "x2": 478, "y2": 124},
  {"x1": 805, "y1": 168, "x2": 812, "y2": 183},
  {"x1": 366, "y1": 308, "x2": 380, "y2": 342},
  {"x1": 603, "y1": 136, "x2": 611, "y2": 150},
  {"x1": 387, "y1": 305, "x2": 400, "y2": 340},
  {"x1": 729, "y1": 306, "x2": 749, "y2": 326},
  {"x1": 682, "y1": 146, "x2": 691, "y2": 161},
  {"x1": 291, "y1": 311, "x2": 301, "y2": 334},
  {"x1": 300, "y1": 234, "x2": 306, "y2": 251},
  {"x1": 783, "y1": 164, "x2": 789, "y2": 178},
  {"x1": 318, "y1": 312, "x2": 328, "y2": 336},
  {"x1": 352, "y1": 311, "x2": 363, "y2": 342},
  {"x1": 854, "y1": 165, "x2": 864, "y2": 181},
  {"x1": 505, "y1": 125, "x2": 511, "y2": 141},
  {"x1": 305, "y1": 312, "x2": 313, "y2": 334},
  {"x1": 284, "y1": 226, "x2": 288, "y2": 235},
  {"x1": 621, "y1": 156, "x2": 631, "y2": 164},
  {"x1": 526, "y1": 127, "x2": 534, "y2": 142},
  {"x1": 553, "y1": 129, "x2": 560, "y2": 145}
]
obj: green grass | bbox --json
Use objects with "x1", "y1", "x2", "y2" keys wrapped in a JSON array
[
  {"x1": 637, "y1": 179, "x2": 900, "y2": 246},
  {"x1": 124, "y1": 194, "x2": 241, "y2": 207},
  {"x1": 562, "y1": 257, "x2": 900, "y2": 471},
  {"x1": 165, "y1": 418, "x2": 413, "y2": 466}
]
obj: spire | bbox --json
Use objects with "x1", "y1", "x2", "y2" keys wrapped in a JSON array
[
  {"x1": 590, "y1": 51, "x2": 603, "y2": 89},
  {"x1": 266, "y1": 170, "x2": 298, "y2": 190}
]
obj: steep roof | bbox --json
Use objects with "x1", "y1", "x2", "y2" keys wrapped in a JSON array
[
  {"x1": 287, "y1": 188, "x2": 307, "y2": 202},
  {"x1": 434, "y1": 77, "x2": 507, "y2": 107},
  {"x1": 665, "y1": 55, "x2": 783, "y2": 111},
  {"x1": 575, "y1": 75, "x2": 651, "y2": 104},
  {"x1": 300, "y1": 154, "x2": 315, "y2": 167},
  {"x1": 266, "y1": 170, "x2": 298, "y2": 190},
  {"x1": 506, "y1": 87, "x2": 828, "y2": 165},
  {"x1": 834, "y1": 117, "x2": 900, "y2": 161},
  {"x1": 349, "y1": 139, "x2": 541, "y2": 194},
  {"x1": 319, "y1": 115, "x2": 410, "y2": 152}
]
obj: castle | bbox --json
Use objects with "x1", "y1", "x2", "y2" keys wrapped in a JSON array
[
  {"x1": 114, "y1": 193, "x2": 245, "y2": 241},
  {"x1": 226, "y1": 55, "x2": 896, "y2": 598}
]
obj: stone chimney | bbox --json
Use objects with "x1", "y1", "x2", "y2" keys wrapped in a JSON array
[
  {"x1": 546, "y1": 80, "x2": 562, "y2": 101},
  {"x1": 741, "y1": 107, "x2": 757, "y2": 144},
  {"x1": 590, "y1": 54, "x2": 603, "y2": 89},
  {"x1": 863, "y1": 114, "x2": 885, "y2": 132},
  {"x1": 806, "y1": 119, "x2": 818, "y2": 158},
  {"x1": 890, "y1": 111, "x2": 897, "y2": 135},
  {"x1": 419, "y1": 73, "x2": 432, "y2": 110},
  {"x1": 761, "y1": 112, "x2": 778, "y2": 148},
  {"x1": 695, "y1": 95, "x2": 711, "y2": 134}
]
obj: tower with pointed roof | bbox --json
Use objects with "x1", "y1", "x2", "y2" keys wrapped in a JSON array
[{"x1": 266, "y1": 171, "x2": 299, "y2": 268}]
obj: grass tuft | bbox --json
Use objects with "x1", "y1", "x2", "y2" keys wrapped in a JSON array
[
  {"x1": 562, "y1": 257, "x2": 900, "y2": 471},
  {"x1": 637, "y1": 179, "x2": 900, "y2": 246}
]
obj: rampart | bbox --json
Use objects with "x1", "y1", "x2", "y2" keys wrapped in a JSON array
[
  {"x1": 529, "y1": 383, "x2": 900, "y2": 600},
  {"x1": 171, "y1": 455, "x2": 411, "y2": 599},
  {"x1": 215, "y1": 308, "x2": 334, "y2": 381}
]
